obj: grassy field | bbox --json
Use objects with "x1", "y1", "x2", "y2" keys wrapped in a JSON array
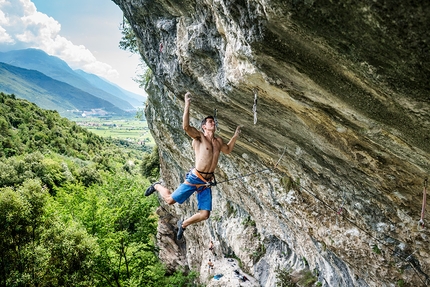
[{"x1": 72, "y1": 117, "x2": 155, "y2": 147}]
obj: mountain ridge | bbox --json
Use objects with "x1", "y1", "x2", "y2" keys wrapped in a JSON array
[
  {"x1": 0, "y1": 62, "x2": 127, "y2": 116},
  {"x1": 74, "y1": 69, "x2": 145, "y2": 108},
  {"x1": 0, "y1": 48, "x2": 145, "y2": 111}
]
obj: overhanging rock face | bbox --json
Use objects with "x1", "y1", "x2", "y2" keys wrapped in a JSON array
[{"x1": 113, "y1": 0, "x2": 429, "y2": 286}]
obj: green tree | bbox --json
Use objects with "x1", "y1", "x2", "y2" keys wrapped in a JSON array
[
  {"x1": 118, "y1": 20, "x2": 151, "y2": 91},
  {"x1": 55, "y1": 173, "x2": 162, "y2": 286},
  {"x1": 0, "y1": 179, "x2": 96, "y2": 286},
  {"x1": 119, "y1": 19, "x2": 139, "y2": 54},
  {"x1": 140, "y1": 146, "x2": 160, "y2": 181},
  {"x1": 0, "y1": 93, "x2": 202, "y2": 286}
]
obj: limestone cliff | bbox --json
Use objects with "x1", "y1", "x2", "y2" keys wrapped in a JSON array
[{"x1": 112, "y1": 0, "x2": 429, "y2": 286}]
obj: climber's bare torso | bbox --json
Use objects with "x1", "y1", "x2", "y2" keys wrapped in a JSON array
[
  {"x1": 182, "y1": 92, "x2": 241, "y2": 179},
  {"x1": 192, "y1": 121, "x2": 223, "y2": 177}
]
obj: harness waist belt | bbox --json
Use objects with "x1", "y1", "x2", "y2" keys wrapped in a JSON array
[
  {"x1": 195, "y1": 168, "x2": 215, "y2": 181},
  {"x1": 183, "y1": 168, "x2": 217, "y2": 192}
]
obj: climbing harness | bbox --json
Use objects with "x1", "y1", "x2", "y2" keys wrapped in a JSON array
[
  {"x1": 184, "y1": 168, "x2": 217, "y2": 191},
  {"x1": 418, "y1": 178, "x2": 428, "y2": 228},
  {"x1": 252, "y1": 89, "x2": 258, "y2": 125}
]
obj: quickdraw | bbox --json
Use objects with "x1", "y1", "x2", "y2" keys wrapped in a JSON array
[
  {"x1": 418, "y1": 178, "x2": 428, "y2": 228},
  {"x1": 335, "y1": 191, "x2": 346, "y2": 226},
  {"x1": 337, "y1": 191, "x2": 346, "y2": 215},
  {"x1": 214, "y1": 108, "x2": 219, "y2": 132},
  {"x1": 252, "y1": 89, "x2": 258, "y2": 125}
]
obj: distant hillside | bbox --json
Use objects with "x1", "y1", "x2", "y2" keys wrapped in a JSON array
[
  {"x1": 0, "y1": 92, "x2": 195, "y2": 287},
  {"x1": 0, "y1": 49, "x2": 136, "y2": 110},
  {"x1": 0, "y1": 62, "x2": 128, "y2": 117},
  {"x1": 0, "y1": 92, "x2": 108, "y2": 158},
  {"x1": 111, "y1": 82, "x2": 147, "y2": 105},
  {"x1": 74, "y1": 69, "x2": 146, "y2": 108}
]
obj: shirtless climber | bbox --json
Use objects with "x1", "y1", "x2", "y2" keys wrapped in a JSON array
[{"x1": 145, "y1": 91, "x2": 241, "y2": 240}]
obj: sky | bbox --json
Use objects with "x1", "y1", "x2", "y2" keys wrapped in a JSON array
[{"x1": 0, "y1": 0, "x2": 146, "y2": 96}]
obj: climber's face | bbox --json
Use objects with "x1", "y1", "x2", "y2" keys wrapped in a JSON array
[{"x1": 201, "y1": 116, "x2": 216, "y2": 132}]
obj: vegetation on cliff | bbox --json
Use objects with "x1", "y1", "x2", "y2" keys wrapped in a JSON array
[{"x1": 0, "y1": 93, "x2": 199, "y2": 286}]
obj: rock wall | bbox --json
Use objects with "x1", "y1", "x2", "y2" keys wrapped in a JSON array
[{"x1": 112, "y1": 0, "x2": 429, "y2": 286}]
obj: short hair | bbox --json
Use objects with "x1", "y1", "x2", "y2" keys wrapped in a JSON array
[{"x1": 201, "y1": 116, "x2": 215, "y2": 131}]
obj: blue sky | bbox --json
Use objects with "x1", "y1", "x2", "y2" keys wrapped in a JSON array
[{"x1": 0, "y1": 0, "x2": 145, "y2": 96}]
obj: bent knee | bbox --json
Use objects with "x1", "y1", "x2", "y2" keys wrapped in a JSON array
[
  {"x1": 166, "y1": 197, "x2": 176, "y2": 205},
  {"x1": 202, "y1": 211, "x2": 211, "y2": 220}
]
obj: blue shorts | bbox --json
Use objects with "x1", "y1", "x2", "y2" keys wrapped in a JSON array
[{"x1": 171, "y1": 170, "x2": 212, "y2": 211}]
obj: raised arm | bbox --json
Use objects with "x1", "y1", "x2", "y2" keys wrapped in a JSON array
[
  {"x1": 182, "y1": 92, "x2": 201, "y2": 139},
  {"x1": 221, "y1": 126, "x2": 241, "y2": 154}
]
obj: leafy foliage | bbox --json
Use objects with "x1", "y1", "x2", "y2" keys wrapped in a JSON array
[
  {"x1": 119, "y1": 20, "x2": 139, "y2": 54},
  {"x1": 0, "y1": 92, "x2": 106, "y2": 158},
  {"x1": 275, "y1": 268, "x2": 318, "y2": 287},
  {"x1": 0, "y1": 179, "x2": 96, "y2": 286},
  {"x1": 0, "y1": 93, "x2": 199, "y2": 286},
  {"x1": 118, "y1": 20, "x2": 153, "y2": 91},
  {"x1": 141, "y1": 145, "x2": 160, "y2": 181},
  {"x1": 275, "y1": 267, "x2": 297, "y2": 287}
]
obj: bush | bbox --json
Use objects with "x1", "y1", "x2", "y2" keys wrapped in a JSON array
[
  {"x1": 140, "y1": 146, "x2": 159, "y2": 180},
  {"x1": 0, "y1": 179, "x2": 97, "y2": 286},
  {"x1": 76, "y1": 166, "x2": 102, "y2": 187}
]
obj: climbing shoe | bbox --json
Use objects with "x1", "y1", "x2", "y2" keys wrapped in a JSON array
[
  {"x1": 145, "y1": 182, "x2": 161, "y2": 196},
  {"x1": 177, "y1": 219, "x2": 186, "y2": 240}
]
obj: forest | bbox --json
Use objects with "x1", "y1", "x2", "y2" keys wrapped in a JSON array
[{"x1": 0, "y1": 92, "x2": 200, "y2": 286}]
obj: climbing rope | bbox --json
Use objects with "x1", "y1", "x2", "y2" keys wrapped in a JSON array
[
  {"x1": 418, "y1": 178, "x2": 428, "y2": 228},
  {"x1": 252, "y1": 89, "x2": 258, "y2": 125},
  {"x1": 215, "y1": 145, "x2": 287, "y2": 186},
  {"x1": 215, "y1": 167, "x2": 272, "y2": 185}
]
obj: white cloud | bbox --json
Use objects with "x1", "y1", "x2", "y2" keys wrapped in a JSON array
[
  {"x1": 0, "y1": 26, "x2": 12, "y2": 43},
  {"x1": 0, "y1": 0, "x2": 119, "y2": 78}
]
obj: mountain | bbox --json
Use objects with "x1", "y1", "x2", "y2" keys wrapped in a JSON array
[
  {"x1": 0, "y1": 49, "x2": 136, "y2": 110},
  {"x1": 0, "y1": 62, "x2": 127, "y2": 116},
  {"x1": 74, "y1": 69, "x2": 146, "y2": 108}
]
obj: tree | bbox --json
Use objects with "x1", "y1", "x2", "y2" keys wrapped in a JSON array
[
  {"x1": 119, "y1": 19, "x2": 139, "y2": 54},
  {"x1": 118, "y1": 19, "x2": 151, "y2": 90},
  {"x1": 0, "y1": 179, "x2": 96, "y2": 286},
  {"x1": 55, "y1": 173, "x2": 162, "y2": 286},
  {"x1": 0, "y1": 93, "x2": 201, "y2": 286},
  {"x1": 140, "y1": 146, "x2": 160, "y2": 181}
]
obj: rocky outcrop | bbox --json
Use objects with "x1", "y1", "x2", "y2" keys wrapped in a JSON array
[{"x1": 113, "y1": 0, "x2": 429, "y2": 286}]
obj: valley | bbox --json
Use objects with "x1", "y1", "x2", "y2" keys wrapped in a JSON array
[{"x1": 73, "y1": 117, "x2": 154, "y2": 147}]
